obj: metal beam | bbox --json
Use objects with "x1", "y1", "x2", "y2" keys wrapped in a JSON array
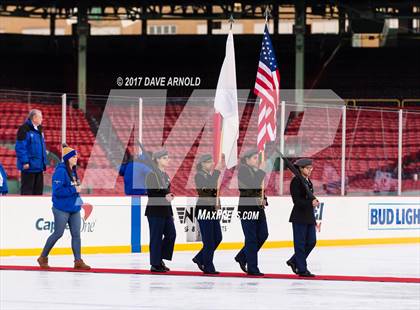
[
  {"x1": 341, "y1": 106, "x2": 346, "y2": 196},
  {"x1": 397, "y1": 109, "x2": 403, "y2": 195},
  {"x1": 77, "y1": 4, "x2": 88, "y2": 113},
  {"x1": 50, "y1": 13, "x2": 55, "y2": 36},
  {"x1": 3, "y1": 3, "x2": 420, "y2": 20},
  {"x1": 207, "y1": 5, "x2": 212, "y2": 35},
  {"x1": 273, "y1": 3, "x2": 279, "y2": 35},
  {"x1": 339, "y1": 7, "x2": 346, "y2": 34},
  {"x1": 141, "y1": 5, "x2": 148, "y2": 35},
  {"x1": 294, "y1": 0, "x2": 305, "y2": 110}
]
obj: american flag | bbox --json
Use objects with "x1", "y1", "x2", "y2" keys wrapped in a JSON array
[{"x1": 254, "y1": 24, "x2": 280, "y2": 152}]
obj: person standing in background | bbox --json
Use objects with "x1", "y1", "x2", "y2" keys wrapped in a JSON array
[
  {"x1": 0, "y1": 163, "x2": 8, "y2": 195},
  {"x1": 15, "y1": 109, "x2": 48, "y2": 195},
  {"x1": 119, "y1": 147, "x2": 152, "y2": 195}
]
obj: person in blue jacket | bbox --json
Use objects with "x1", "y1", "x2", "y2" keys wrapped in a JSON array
[
  {"x1": 37, "y1": 144, "x2": 90, "y2": 270},
  {"x1": 119, "y1": 149, "x2": 153, "y2": 195},
  {"x1": 0, "y1": 163, "x2": 8, "y2": 195},
  {"x1": 15, "y1": 109, "x2": 48, "y2": 195}
]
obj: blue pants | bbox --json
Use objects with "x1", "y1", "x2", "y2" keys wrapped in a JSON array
[
  {"x1": 193, "y1": 219, "x2": 222, "y2": 272},
  {"x1": 147, "y1": 216, "x2": 176, "y2": 266},
  {"x1": 235, "y1": 215, "x2": 268, "y2": 273},
  {"x1": 41, "y1": 207, "x2": 81, "y2": 260},
  {"x1": 290, "y1": 223, "x2": 317, "y2": 273}
]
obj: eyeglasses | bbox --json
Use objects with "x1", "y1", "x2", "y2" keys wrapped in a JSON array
[{"x1": 304, "y1": 166, "x2": 314, "y2": 171}]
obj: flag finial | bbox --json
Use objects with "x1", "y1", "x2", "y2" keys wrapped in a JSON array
[
  {"x1": 264, "y1": 6, "x2": 270, "y2": 24},
  {"x1": 229, "y1": 13, "x2": 234, "y2": 30}
]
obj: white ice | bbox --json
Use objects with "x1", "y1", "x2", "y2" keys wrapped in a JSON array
[{"x1": 1, "y1": 244, "x2": 419, "y2": 310}]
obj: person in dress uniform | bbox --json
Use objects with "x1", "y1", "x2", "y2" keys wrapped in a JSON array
[
  {"x1": 286, "y1": 158, "x2": 319, "y2": 277},
  {"x1": 145, "y1": 149, "x2": 176, "y2": 273},
  {"x1": 192, "y1": 154, "x2": 224, "y2": 274},
  {"x1": 234, "y1": 148, "x2": 268, "y2": 276}
]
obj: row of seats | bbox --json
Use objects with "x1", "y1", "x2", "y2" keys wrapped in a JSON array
[{"x1": 0, "y1": 101, "x2": 418, "y2": 194}]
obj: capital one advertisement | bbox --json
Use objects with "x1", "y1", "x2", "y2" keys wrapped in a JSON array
[{"x1": 0, "y1": 196, "x2": 132, "y2": 250}]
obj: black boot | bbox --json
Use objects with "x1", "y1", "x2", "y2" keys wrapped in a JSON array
[
  {"x1": 150, "y1": 265, "x2": 167, "y2": 273},
  {"x1": 234, "y1": 257, "x2": 247, "y2": 273},
  {"x1": 286, "y1": 259, "x2": 298, "y2": 274},
  {"x1": 192, "y1": 257, "x2": 205, "y2": 272},
  {"x1": 247, "y1": 271, "x2": 264, "y2": 276},
  {"x1": 203, "y1": 270, "x2": 220, "y2": 275},
  {"x1": 298, "y1": 270, "x2": 315, "y2": 277},
  {"x1": 161, "y1": 260, "x2": 170, "y2": 271}
]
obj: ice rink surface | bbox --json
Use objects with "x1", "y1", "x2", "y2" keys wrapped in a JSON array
[{"x1": 1, "y1": 244, "x2": 419, "y2": 310}]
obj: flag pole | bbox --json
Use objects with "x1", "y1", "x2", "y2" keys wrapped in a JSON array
[
  {"x1": 260, "y1": 148, "x2": 265, "y2": 207},
  {"x1": 260, "y1": 6, "x2": 270, "y2": 206},
  {"x1": 215, "y1": 15, "x2": 234, "y2": 209},
  {"x1": 215, "y1": 124, "x2": 223, "y2": 210}
]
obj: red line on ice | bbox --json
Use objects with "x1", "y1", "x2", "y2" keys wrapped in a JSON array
[{"x1": 1, "y1": 265, "x2": 419, "y2": 284}]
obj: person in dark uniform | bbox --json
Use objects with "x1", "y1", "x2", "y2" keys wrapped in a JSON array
[
  {"x1": 192, "y1": 154, "x2": 224, "y2": 274},
  {"x1": 145, "y1": 149, "x2": 176, "y2": 273},
  {"x1": 234, "y1": 149, "x2": 268, "y2": 276},
  {"x1": 287, "y1": 158, "x2": 319, "y2": 277}
]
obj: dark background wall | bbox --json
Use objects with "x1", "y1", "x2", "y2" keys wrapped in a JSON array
[{"x1": 0, "y1": 34, "x2": 419, "y2": 99}]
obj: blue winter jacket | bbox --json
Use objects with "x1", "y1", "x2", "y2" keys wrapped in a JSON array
[
  {"x1": 0, "y1": 164, "x2": 8, "y2": 194},
  {"x1": 119, "y1": 154, "x2": 152, "y2": 195},
  {"x1": 15, "y1": 119, "x2": 48, "y2": 173},
  {"x1": 52, "y1": 163, "x2": 83, "y2": 213}
]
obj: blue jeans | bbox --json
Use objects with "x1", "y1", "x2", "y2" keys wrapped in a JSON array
[
  {"x1": 290, "y1": 223, "x2": 317, "y2": 273},
  {"x1": 194, "y1": 219, "x2": 223, "y2": 272},
  {"x1": 147, "y1": 216, "x2": 176, "y2": 266},
  {"x1": 41, "y1": 207, "x2": 81, "y2": 260}
]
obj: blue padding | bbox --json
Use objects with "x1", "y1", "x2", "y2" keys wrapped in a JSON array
[{"x1": 131, "y1": 196, "x2": 141, "y2": 253}]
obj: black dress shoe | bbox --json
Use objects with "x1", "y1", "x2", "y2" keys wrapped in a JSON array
[
  {"x1": 234, "y1": 257, "x2": 247, "y2": 273},
  {"x1": 298, "y1": 270, "x2": 315, "y2": 277},
  {"x1": 192, "y1": 258, "x2": 205, "y2": 272},
  {"x1": 150, "y1": 265, "x2": 167, "y2": 273},
  {"x1": 247, "y1": 271, "x2": 264, "y2": 276},
  {"x1": 161, "y1": 261, "x2": 170, "y2": 271},
  {"x1": 203, "y1": 270, "x2": 220, "y2": 275},
  {"x1": 286, "y1": 259, "x2": 298, "y2": 274}
]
